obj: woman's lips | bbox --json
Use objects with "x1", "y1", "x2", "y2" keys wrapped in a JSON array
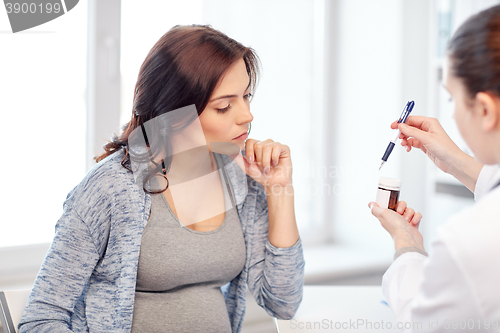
[{"x1": 233, "y1": 132, "x2": 248, "y2": 140}]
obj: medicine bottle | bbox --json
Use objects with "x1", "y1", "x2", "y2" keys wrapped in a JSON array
[{"x1": 375, "y1": 177, "x2": 401, "y2": 211}]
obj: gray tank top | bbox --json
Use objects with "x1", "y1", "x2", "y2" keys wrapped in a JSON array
[{"x1": 131, "y1": 154, "x2": 246, "y2": 333}]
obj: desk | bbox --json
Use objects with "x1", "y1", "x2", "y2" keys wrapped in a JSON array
[{"x1": 274, "y1": 286, "x2": 397, "y2": 333}]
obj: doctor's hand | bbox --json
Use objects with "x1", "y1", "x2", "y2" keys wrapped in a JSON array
[
  {"x1": 233, "y1": 139, "x2": 293, "y2": 190},
  {"x1": 368, "y1": 201, "x2": 424, "y2": 252},
  {"x1": 391, "y1": 115, "x2": 483, "y2": 192}
]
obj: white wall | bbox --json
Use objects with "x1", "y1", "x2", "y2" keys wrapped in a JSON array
[
  {"x1": 331, "y1": 0, "x2": 405, "y2": 251},
  {"x1": 201, "y1": 0, "x2": 326, "y2": 242}
]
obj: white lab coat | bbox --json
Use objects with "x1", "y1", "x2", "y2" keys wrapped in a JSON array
[{"x1": 382, "y1": 164, "x2": 500, "y2": 332}]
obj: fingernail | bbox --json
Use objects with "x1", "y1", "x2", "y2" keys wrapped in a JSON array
[
  {"x1": 264, "y1": 167, "x2": 270, "y2": 176},
  {"x1": 248, "y1": 155, "x2": 253, "y2": 163},
  {"x1": 273, "y1": 160, "x2": 277, "y2": 167},
  {"x1": 368, "y1": 203, "x2": 374, "y2": 209}
]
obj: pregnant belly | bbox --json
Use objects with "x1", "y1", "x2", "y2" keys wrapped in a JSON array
[{"x1": 131, "y1": 285, "x2": 232, "y2": 333}]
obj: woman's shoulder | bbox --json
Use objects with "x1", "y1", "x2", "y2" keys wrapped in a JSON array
[
  {"x1": 65, "y1": 149, "x2": 144, "y2": 215},
  {"x1": 56, "y1": 149, "x2": 149, "y2": 258},
  {"x1": 438, "y1": 186, "x2": 500, "y2": 261},
  {"x1": 444, "y1": 186, "x2": 500, "y2": 230}
]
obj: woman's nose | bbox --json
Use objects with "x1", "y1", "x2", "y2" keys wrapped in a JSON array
[{"x1": 236, "y1": 100, "x2": 253, "y2": 124}]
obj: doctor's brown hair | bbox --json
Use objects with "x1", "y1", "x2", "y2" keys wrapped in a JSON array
[
  {"x1": 94, "y1": 25, "x2": 259, "y2": 192},
  {"x1": 448, "y1": 4, "x2": 500, "y2": 99}
]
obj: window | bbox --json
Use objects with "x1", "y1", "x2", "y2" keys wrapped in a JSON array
[
  {"x1": 120, "y1": 0, "x2": 326, "y2": 242},
  {"x1": 0, "y1": 4, "x2": 87, "y2": 247}
]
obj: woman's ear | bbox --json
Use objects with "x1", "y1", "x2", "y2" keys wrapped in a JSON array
[{"x1": 475, "y1": 92, "x2": 500, "y2": 132}]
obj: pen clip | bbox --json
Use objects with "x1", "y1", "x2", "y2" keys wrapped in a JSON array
[
  {"x1": 397, "y1": 102, "x2": 410, "y2": 123},
  {"x1": 397, "y1": 100, "x2": 414, "y2": 124}
]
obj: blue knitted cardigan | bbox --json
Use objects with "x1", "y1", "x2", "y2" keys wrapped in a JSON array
[{"x1": 19, "y1": 149, "x2": 305, "y2": 333}]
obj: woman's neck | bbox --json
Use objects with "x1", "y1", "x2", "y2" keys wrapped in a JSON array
[{"x1": 165, "y1": 146, "x2": 216, "y2": 185}]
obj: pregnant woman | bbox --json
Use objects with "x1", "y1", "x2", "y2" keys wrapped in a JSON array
[{"x1": 19, "y1": 25, "x2": 304, "y2": 333}]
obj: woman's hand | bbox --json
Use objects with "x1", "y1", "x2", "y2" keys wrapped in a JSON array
[
  {"x1": 236, "y1": 139, "x2": 293, "y2": 190},
  {"x1": 368, "y1": 201, "x2": 424, "y2": 251},
  {"x1": 391, "y1": 116, "x2": 483, "y2": 192},
  {"x1": 233, "y1": 139, "x2": 297, "y2": 248}
]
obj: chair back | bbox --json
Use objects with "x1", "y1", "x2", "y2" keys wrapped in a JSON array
[{"x1": 0, "y1": 290, "x2": 30, "y2": 333}]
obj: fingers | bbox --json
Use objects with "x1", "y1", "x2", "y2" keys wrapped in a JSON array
[
  {"x1": 402, "y1": 115, "x2": 429, "y2": 129},
  {"x1": 368, "y1": 201, "x2": 404, "y2": 236},
  {"x1": 392, "y1": 116, "x2": 435, "y2": 153},
  {"x1": 391, "y1": 116, "x2": 432, "y2": 130},
  {"x1": 390, "y1": 200, "x2": 422, "y2": 225},
  {"x1": 406, "y1": 137, "x2": 423, "y2": 149},
  {"x1": 368, "y1": 202, "x2": 383, "y2": 218},
  {"x1": 411, "y1": 212, "x2": 422, "y2": 227},
  {"x1": 245, "y1": 139, "x2": 280, "y2": 175},
  {"x1": 245, "y1": 139, "x2": 273, "y2": 162},
  {"x1": 260, "y1": 142, "x2": 274, "y2": 174},
  {"x1": 396, "y1": 201, "x2": 416, "y2": 222},
  {"x1": 405, "y1": 116, "x2": 444, "y2": 134},
  {"x1": 396, "y1": 201, "x2": 407, "y2": 215},
  {"x1": 271, "y1": 143, "x2": 282, "y2": 167},
  {"x1": 398, "y1": 122, "x2": 426, "y2": 141},
  {"x1": 403, "y1": 207, "x2": 415, "y2": 222},
  {"x1": 245, "y1": 139, "x2": 258, "y2": 163}
]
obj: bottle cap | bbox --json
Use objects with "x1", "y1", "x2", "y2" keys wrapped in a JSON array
[{"x1": 378, "y1": 177, "x2": 401, "y2": 191}]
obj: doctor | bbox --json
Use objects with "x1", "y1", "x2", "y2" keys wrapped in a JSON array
[{"x1": 369, "y1": 4, "x2": 500, "y2": 332}]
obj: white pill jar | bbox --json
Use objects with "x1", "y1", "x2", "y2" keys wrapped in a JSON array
[{"x1": 375, "y1": 177, "x2": 401, "y2": 211}]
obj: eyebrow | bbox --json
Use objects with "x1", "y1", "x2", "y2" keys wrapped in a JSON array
[
  {"x1": 208, "y1": 80, "x2": 252, "y2": 103},
  {"x1": 209, "y1": 94, "x2": 238, "y2": 103}
]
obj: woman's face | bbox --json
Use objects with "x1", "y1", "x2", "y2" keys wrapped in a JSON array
[
  {"x1": 199, "y1": 58, "x2": 254, "y2": 152},
  {"x1": 443, "y1": 57, "x2": 493, "y2": 164}
]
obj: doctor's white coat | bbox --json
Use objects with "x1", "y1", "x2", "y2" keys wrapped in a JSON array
[{"x1": 382, "y1": 164, "x2": 500, "y2": 332}]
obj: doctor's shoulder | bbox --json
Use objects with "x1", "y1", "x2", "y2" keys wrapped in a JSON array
[{"x1": 436, "y1": 186, "x2": 500, "y2": 264}]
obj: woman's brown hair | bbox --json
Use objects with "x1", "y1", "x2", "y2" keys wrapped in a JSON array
[
  {"x1": 94, "y1": 25, "x2": 259, "y2": 193},
  {"x1": 448, "y1": 4, "x2": 500, "y2": 99}
]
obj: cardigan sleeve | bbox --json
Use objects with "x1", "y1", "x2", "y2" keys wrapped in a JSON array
[
  {"x1": 245, "y1": 182, "x2": 305, "y2": 320},
  {"x1": 18, "y1": 201, "x2": 100, "y2": 333}
]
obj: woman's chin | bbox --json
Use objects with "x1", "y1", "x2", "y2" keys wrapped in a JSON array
[{"x1": 207, "y1": 141, "x2": 243, "y2": 155}]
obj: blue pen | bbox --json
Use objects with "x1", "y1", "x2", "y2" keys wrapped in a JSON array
[{"x1": 379, "y1": 100, "x2": 415, "y2": 170}]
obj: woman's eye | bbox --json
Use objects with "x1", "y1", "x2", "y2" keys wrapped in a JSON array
[
  {"x1": 216, "y1": 105, "x2": 230, "y2": 113},
  {"x1": 244, "y1": 93, "x2": 253, "y2": 99}
]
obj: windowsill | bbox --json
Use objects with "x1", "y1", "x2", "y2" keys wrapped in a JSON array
[
  {"x1": 244, "y1": 242, "x2": 394, "y2": 326},
  {"x1": 0, "y1": 241, "x2": 395, "y2": 290},
  {"x1": 0, "y1": 243, "x2": 50, "y2": 291}
]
